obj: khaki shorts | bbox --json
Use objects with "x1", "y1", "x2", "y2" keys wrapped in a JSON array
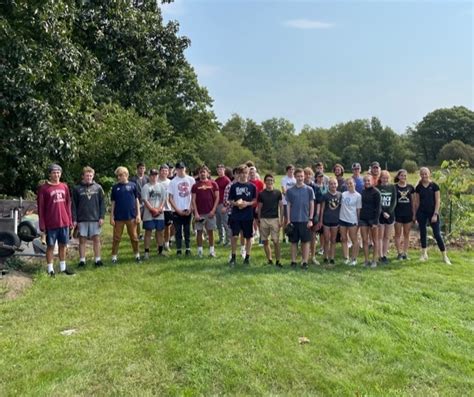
[
  {"x1": 195, "y1": 213, "x2": 217, "y2": 231},
  {"x1": 260, "y1": 218, "x2": 280, "y2": 242}
]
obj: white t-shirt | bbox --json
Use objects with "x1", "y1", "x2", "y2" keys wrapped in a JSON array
[
  {"x1": 168, "y1": 175, "x2": 195, "y2": 212},
  {"x1": 141, "y1": 183, "x2": 167, "y2": 221},
  {"x1": 158, "y1": 177, "x2": 171, "y2": 211},
  {"x1": 281, "y1": 175, "x2": 296, "y2": 205},
  {"x1": 339, "y1": 190, "x2": 362, "y2": 224}
]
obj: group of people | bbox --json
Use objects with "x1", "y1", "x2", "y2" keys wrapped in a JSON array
[{"x1": 36, "y1": 160, "x2": 451, "y2": 276}]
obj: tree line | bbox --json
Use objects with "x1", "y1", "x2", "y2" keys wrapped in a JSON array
[{"x1": 1, "y1": 1, "x2": 473, "y2": 196}]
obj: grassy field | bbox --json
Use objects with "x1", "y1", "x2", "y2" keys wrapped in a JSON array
[{"x1": 1, "y1": 221, "x2": 473, "y2": 396}]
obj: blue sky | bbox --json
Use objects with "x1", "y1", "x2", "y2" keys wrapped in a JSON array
[{"x1": 162, "y1": 0, "x2": 473, "y2": 133}]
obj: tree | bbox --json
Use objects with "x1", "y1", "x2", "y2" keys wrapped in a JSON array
[
  {"x1": 242, "y1": 119, "x2": 275, "y2": 171},
  {"x1": 438, "y1": 140, "x2": 474, "y2": 165},
  {"x1": 410, "y1": 106, "x2": 474, "y2": 164},
  {"x1": 221, "y1": 114, "x2": 247, "y2": 143}
]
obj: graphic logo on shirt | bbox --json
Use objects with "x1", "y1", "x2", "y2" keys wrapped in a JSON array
[
  {"x1": 50, "y1": 189, "x2": 66, "y2": 203},
  {"x1": 342, "y1": 195, "x2": 355, "y2": 206},
  {"x1": 236, "y1": 186, "x2": 251, "y2": 197},
  {"x1": 398, "y1": 189, "x2": 410, "y2": 203},
  {"x1": 178, "y1": 182, "x2": 190, "y2": 198},
  {"x1": 149, "y1": 188, "x2": 162, "y2": 200},
  {"x1": 381, "y1": 192, "x2": 392, "y2": 207},
  {"x1": 328, "y1": 195, "x2": 340, "y2": 210},
  {"x1": 197, "y1": 183, "x2": 214, "y2": 191}
]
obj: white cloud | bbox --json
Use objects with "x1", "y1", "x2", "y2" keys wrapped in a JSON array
[{"x1": 284, "y1": 19, "x2": 334, "y2": 30}]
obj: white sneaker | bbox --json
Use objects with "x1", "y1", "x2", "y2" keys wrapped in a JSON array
[
  {"x1": 209, "y1": 251, "x2": 216, "y2": 258},
  {"x1": 420, "y1": 253, "x2": 428, "y2": 262},
  {"x1": 350, "y1": 259, "x2": 357, "y2": 266},
  {"x1": 312, "y1": 257, "x2": 320, "y2": 265},
  {"x1": 144, "y1": 252, "x2": 149, "y2": 260},
  {"x1": 317, "y1": 248, "x2": 324, "y2": 256},
  {"x1": 443, "y1": 256, "x2": 452, "y2": 265},
  {"x1": 344, "y1": 258, "x2": 351, "y2": 265},
  {"x1": 370, "y1": 261, "x2": 377, "y2": 268}
]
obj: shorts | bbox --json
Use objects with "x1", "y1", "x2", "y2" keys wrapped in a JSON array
[
  {"x1": 260, "y1": 218, "x2": 280, "y2": 241},
  {"x1": 395, "y1": 215, "x2": 413, "y2": 224},
  {"x1": 359, "y1": 218, "x2": 379, "y2": 227},
  {"x1": 229, "y1": 219, "x2": 253, "y2": 239},
  {"x1": 143, "y1": 219, "x2": 165, "y2": 231},
  {"x1": 379, "y1": 213, "x2": 395, "y2": 225},
  {"x1": 46, "y1": 227, "x2": 69, "y2": 246},
  {"x1": 289, "y1": 222, "x2": 312, "y2": 244},
  {"x1": 78, "y1": 221, "x2": 101, "y2": 238},
  {"x1": 339, "y1": 220, "x2": 357, "y2": 228},
  {"x1": 164, "y1": 211, "x2": 173, "y2": 226},
  {"x1": 323, "y1": 222, "x2": 339, "y2": 228},
  {"x1": 195, "y1": 213, "x2": 217, "y2": 231}
]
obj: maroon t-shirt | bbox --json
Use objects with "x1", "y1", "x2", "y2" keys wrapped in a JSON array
[
  {"x1": 191, "y1": 179, "x2": 219, "y2": 215},
  {"x1": 215, "y1": 176, "x2": 231, "y2": 204},
  {"x1": 37, "y1": 182, "x2": 73, "y2": 231}
]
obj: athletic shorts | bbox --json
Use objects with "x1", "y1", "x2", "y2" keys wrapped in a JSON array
[
  {"x1": 46, "y1": 227, "x2": 69, "y2": 246},
  {"x1": 289, "y1": 222, "x2": 312, "y2": 244},
  {"x1": 323, "y1": 222, "x2": 339, "y2": 228},
  {"x1": 194, "y1": 213, "x2": 217, "y2": 231},
  {"x1": 379, "y1": 213, "x2": 395, "y2": 225},
  {"x1": 229, "y1": 219, "x2": 253, "y2": 239},
  {"x1": 359, "y1": 218, "x2": 379, "y2": 227},
  {"x1": 78, "y1": 221, "x2": 101, "y2": 238},
  {"x1": 339, "y1": 220, "x2": 357, "y2": 228},
  {"x1": 395, "y1": 215, "x2": 413, "y2": 224},
  {"x1": 259, "y1": 218, "x2": 280, "y2": 241},
  {"x1": 164, "y1": 211, "x2": 173, "y2": 226},
  {"x1": 143, "y1": 219, "x2": 165, "y2": 231}
]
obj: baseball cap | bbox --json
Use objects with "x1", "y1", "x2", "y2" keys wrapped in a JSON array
[
  {"x1": 352, "y1": 162, "x2": 361, "y2": 169},
  {"x1": 149, "y1": 168, "x2": 159, "y2": 175},
  {"x1": 175, "y1": 161, "x2": 186, "y2": 169},
  {"x1": 48, "y1": 163, "x2": 62, "y2": 173},
  {"x1": 371, "y1": 161, "x2": 380, "y2": 167},
  {"x1": 315, "y1": 171, "x2": 323, "y2": 177},
  {"x1": 159, "y1": 164, "x2": 169, "y2": 170}
]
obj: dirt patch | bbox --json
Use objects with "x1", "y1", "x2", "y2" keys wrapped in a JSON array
[{"x1": 0, "y1": 270, "x2": 33, "y2": 300}]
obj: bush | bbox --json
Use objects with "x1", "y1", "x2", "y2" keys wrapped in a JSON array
[
  {"x1": 438, "y1": 140, "x2": 474, "y2": 165},
  {"x1": 402, "y1": 159, "x2": 418, "y2": 173}
]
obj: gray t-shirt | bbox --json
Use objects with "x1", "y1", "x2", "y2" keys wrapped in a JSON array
[
  {"x1": 142, "y1": 182, "x2": 167, "y2": 221},
  {"x1": 286, "y1": 184, "x2": 315, "y2": 223}
]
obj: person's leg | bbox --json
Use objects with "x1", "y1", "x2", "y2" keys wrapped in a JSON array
[
  {"x1": 216, "y1": 204, "x2": 223, "y2": 243},
  {"x1": 416, "y1": 212, "x2": 428, "y2": 259},
  {"x1": 144, "y1": 228, "x2": 152, "y2": 258},
  {"x1": 156, "y1": 229, "x2": 164, "y2": 250},
  {"x1": 78, "y1": 235, "x2": 87, "y2": 265},
  {"x1": 112, "y1": 221, "x2": 125, "y2": 256},
  {"x1": 348, "y1": 226, "x2": 359, "y2": 260},
  {"x1": 370, "y1": 226, "x2": 379, "y2": 262},
  {"x1": 360, "y1": 226, "x2": 369, "y2": 262},
  {"x1": 183, "y1": 215, "x2": 191, "y2": 250},
  {"x1": 402, "y1": 222, "x2": 411, "y2": 255},
  {"x1": 340, "y1": 226, "x2": 348, "y2": 259},
  {"x1": 377, "y1": 224, "x2": 384, "y2": 258},
  {"x1": 174, "y1": 214, "x2": 183, "y2": 252},
  {"x1": 291, "y1": 243, "x2": 298, "y2": 263},
  {"x1": 273, "y1": 240, "x2": 281, "y2": 262},
  {"x1": 329, "y1": 227, "x2": 338, "y2": 260},
  {"x1": 125, "y1": 220, "x2": 140, "y2": 256},
  {"x1": 430, "y1": 217, "x2": 446, "y2": 252},
  {"x1": 92, "y1": 234, "x2": 101, "y2": 263},
  {"x1": 196, "y1": 230, "x2": 204, "y2": 253},
  {"x1": 383, "y1": 223, "x2": 393, "y2": 258},
  {"x1": 394, "y1": 222, "x2": 402, "y2": 255},
  {"x1": 301, "y1": 242, "x2": 310, "y2": 263},
  {"x1": 58, "y1": 243, "x2": 68, "y2": 271},
  {"x1": 323, "y1": 226, "x2": 331, "y2": 260}
]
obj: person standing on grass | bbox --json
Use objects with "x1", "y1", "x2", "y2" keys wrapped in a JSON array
[
  {"x1": 378, "y1": 171, "x2": 397, "y2": 263},
  {"x1": 191, "y1": 165, "x2": 219, "y2": 258},
  {"x1": 110, "y1": 166, "x2": 141, "y2": 264},
  {"x1": 130, "y1": 162, "x2": 149, "y2": 240},
  {"x1": 394, "y1": 169, "x2": 415, "y2": 260},
  {"x1": 142, "y1": 169, "x2": 167, "y2": 260},
  {"x1": 314, "y1": 171, "x2": 328, "y2": 256},
  {"x1": 333, "y1": 164, "x2": 347, "y2": 193},
  {"x1": 286, "y1": 168, "x2": 315, "y2": 271},
  {"x1": 249, "y1": 166, "x2": 264, "y2": 243},
  {"x1": 359, "y1": 175, "x2": 381, "y2": 268},
  {"x1": 257, "y1": 174, "x2": 284, "y2": 267},
  {"x1": 158, "y1": 164, "x2": 173, "y2": 251},
  {"x1": 351, "y1": 163, "x2": 364, "y2": 194},
  {"x1": 370, "y1": 161, "x2": 382, "y2": 187},
  {"x1": 37, "y1": 164, "x2": 75, "y2": 276},
  {"x1": 72, "y1": 166, "x2": 105, "y2": 268},
  {"x1": 168, "y1": 162, "x2": 195, "y2": 256},
  {"x1": 304, "y1": 167, "x2": 322, "y2": 266},
  {"x1": 228, "y1": 165, "x2": 257, "y2": 267},
  {"x1": 215, "y1": 164, "x2": 231, "y2": 246},
  {"x1": 414, "y1": 167, "x2": 451, "y2": 265},
  {"x1": 318, "y1": 177, "x2": 342, "y2": 265},
  {"x1": 281, "y1": 164, "x2": 296, "y2": 242},
  {"x1": 339, "y1": 178, "x2": 362, "y2": 266}
]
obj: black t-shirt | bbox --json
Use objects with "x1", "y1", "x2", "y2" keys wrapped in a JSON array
[
  {"x1": 258, "y1": 189, "x2": 282, "y2": 219},
  {"x1": 322, "y1": 191, "x2": 342, "y2": 224},
  {"x1": 229, "y1": 182, "x2": 257, "y2": 221},
  {"x1": 395, "y1": 184, "x2": 414, "y2": 218},
  {"x1": 415, "y1": 182, "x2": 439, "y2": 214}
]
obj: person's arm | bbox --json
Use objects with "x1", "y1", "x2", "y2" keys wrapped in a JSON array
[
  {"x1": 413, "y1": 189, "x2": 419, "y2": 222},
  {"x1": 308, "y1": 199, "x2": 314, "y2": 229},
  {"x1": 279, "y1": 199, "x2": 284, "y2": 227},
  {"x1": 210, "y1": 187, "x2": 219, "y2": 217},
  {"x1": 192, "y1": 192, "x2": 199, "y2": 219},
  {"x1": 110, "y1": 201, "x2": 115, "y2": 226},
  {"x1": 286, "y1": 201, "x2": 291, "y2": 225},
  {"x1": 433, "y1": 189, "x2": 441, "y2": 223},
  {"x1": 388, "y1": 185, "x2": 397, "y2": 215},
  {"x1": 135, "y1": 198, "x2": 141, "y2": 223},
  {"x1": 65, "y1": 185, "x2": 73, "y2": 228},
  {"x1": 257, "y1": 202, "x2": 262, "y2": 224},
  {"x1": 318, "y1": 200, "x2": 325, "y2": 229},
  {"x1": 373, "y1": 190, "x2": 382, "y2": 226},
  {"x1": 410, "y1": 187, "x2": 416, "y2": 222},
  {"x1": 98, "y1": 186, "x2": 105, "y2": 226},
  {"x1": 71, "y1": 187, "x2": 78, "y2": 225}
]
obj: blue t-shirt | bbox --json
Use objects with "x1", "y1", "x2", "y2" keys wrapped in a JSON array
[
  {"x1": 111, "y1": 182, "x2": 138, "y2": 221},
  {"x1": 229, "y1": 182, "x2": 256, "y2": 221},
  {"x1": 286, "y1": 184, "x2": 315, "y2": 223},
  {"x1": 352, "y1": 175, "x2": 364, "y2": 194}
]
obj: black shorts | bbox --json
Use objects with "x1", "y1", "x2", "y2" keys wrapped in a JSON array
[
  {"x1": 229, "y1": 219, "x2": 253, "y2": 239},
  {"x1": 164, "y1": 211, "x2": 173, "y2": 226},
  {"x1": 379, "y1": 213, "x2": 395, "y2": 225},
  {"x1": 323, "y1": 222, "x2": 339, "y2": 228},
  {"x1": 339, "y1": 219, "x2": 357, "y2": 227},
  {"x1": 395, "y1": 215, "x2": 413, "y2": 224},
  {"x1": 359, "y1": 218, "x2": 379, "y2": 227},
  {"x1": 289, "y1": 222, "x2": 312, "y2": 243}
]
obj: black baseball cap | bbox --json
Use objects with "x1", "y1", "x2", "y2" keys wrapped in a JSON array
[{"x1": 175, "y1": 161, "x2": 186, "y2": 169}]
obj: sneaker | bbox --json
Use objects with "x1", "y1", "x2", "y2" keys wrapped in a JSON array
[
  {"x1": 350, "y1": 259, "x2": 357, "y2": 266},
  {"x1": 267, "y1": 259, "x2": 273, "y2": 265},
  {"x1": 364, "y1": 261, "x2": 371, "y2": 267},
  {"x1": 95, "y1": 260, "x2": 104, "y2": 267},
  {"x1": 380, "y1": 256, "x2": 388, "y2": 264},
  {"x1": 344, "y1": 258, "x2": 351, "y2": 265},
  {"x1": 290, "y1": 262, "x2": 297, "y2": 269},
  {"x1": 443, "y1": 256, "x2": 452, "y2": 265},
  {"x1": 240, "y1": 248, "x2": 246, "y2": 259},
  {"x1": 311, "y1": 257, "x2": 320, "y2": 265},
  {"x1": 144, "y1": 252, "x2": 150, "y2": 260},
  {"x1": 209, "y1": 251, "x2": 216, "y2": 258},
  {"x1": 323, "y1": 258, "x2": 329, "y2": 264},
  {"x1": 158, "y1": 251, "x2": 168, "y2": 257},
  {"x1": 402, "y1": 254, "x2": 408, "y2": 260},
  {"x1": 77, "y1": 261, "x2": 86, "y2": 268},
  {"x1": 228, "y1": 256, "x2": 236, "y2": 267},
  {"x1": 61, "y1": 268, "x2": 75, "y2": 276},
  {"x1": 301, "y1": 263, "x2": 308, "y2": 271},
  {"x1": 276, "y1": 261, "x2": 283, "y2": 268},
  {"x1": 317, "y1": 248, "x2": 324, "y2": 256},
  {"x1": 370, "y1": 261, "x2": 377, "y2": 268},
  {"x1": 185, "y1": 249, "x2": 191, "y2": 256},
  {"x1": 397, "y1": 253, "x2": 403, "y2": 260},
  {"x1": 176, "y1": 250, "x2": 182, "y2": 256},
  {"x1": 164, "y1": 245, "x2": 170, "y2": 252},
  {"x1": 243, "y1": 256, "x2": 250, "y2": 265},
  {"x1": 419, "y1": 253, "x2": 428, "y2": 262},
  {"x1": 48, "y1": 270, "x2": 55, "y2": 278},
  {"x1": 111, "y1": 258, "x2": 118, "y2": 265},
  {"x1": 135, "y1": 256, "x2": 142, "y2": 263}
]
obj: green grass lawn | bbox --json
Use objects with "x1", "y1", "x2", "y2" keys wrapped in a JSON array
[{"x1": 1, "y1": 223, "x2": 473, "y2": 396}]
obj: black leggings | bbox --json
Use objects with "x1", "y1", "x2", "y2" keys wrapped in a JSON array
[{"x1": 416, "y1": 211, "x2": 445, "y2": 251}]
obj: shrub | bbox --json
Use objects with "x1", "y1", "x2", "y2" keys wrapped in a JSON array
[
  {"x1": 438, "y1": 140, "x2": 474, "y2": 165},
  {"x1": 402, "y1": 159, "x2": 418, "y2": 173}
]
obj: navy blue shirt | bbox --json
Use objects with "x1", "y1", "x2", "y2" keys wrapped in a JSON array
[
  {"x1": 229, "y1": 182, "x2": 256, "y2": 221},
  {"x1": 111, "y1": 182, "x2": 138, "y2": 221}
]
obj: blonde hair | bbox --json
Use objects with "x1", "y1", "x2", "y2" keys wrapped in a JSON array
[
  {"x1": 380, "y1": 170, "x2": 391, "y2": 182},
  {"x1": 114, "y1": 166, "x2": 129, "y2": 177},
  {"x1": 82, "y1": 166, "x2": 95, "y2": 175},
  {"x1": 303, "y1": 167, "x2": 314, "y2": 176}
]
